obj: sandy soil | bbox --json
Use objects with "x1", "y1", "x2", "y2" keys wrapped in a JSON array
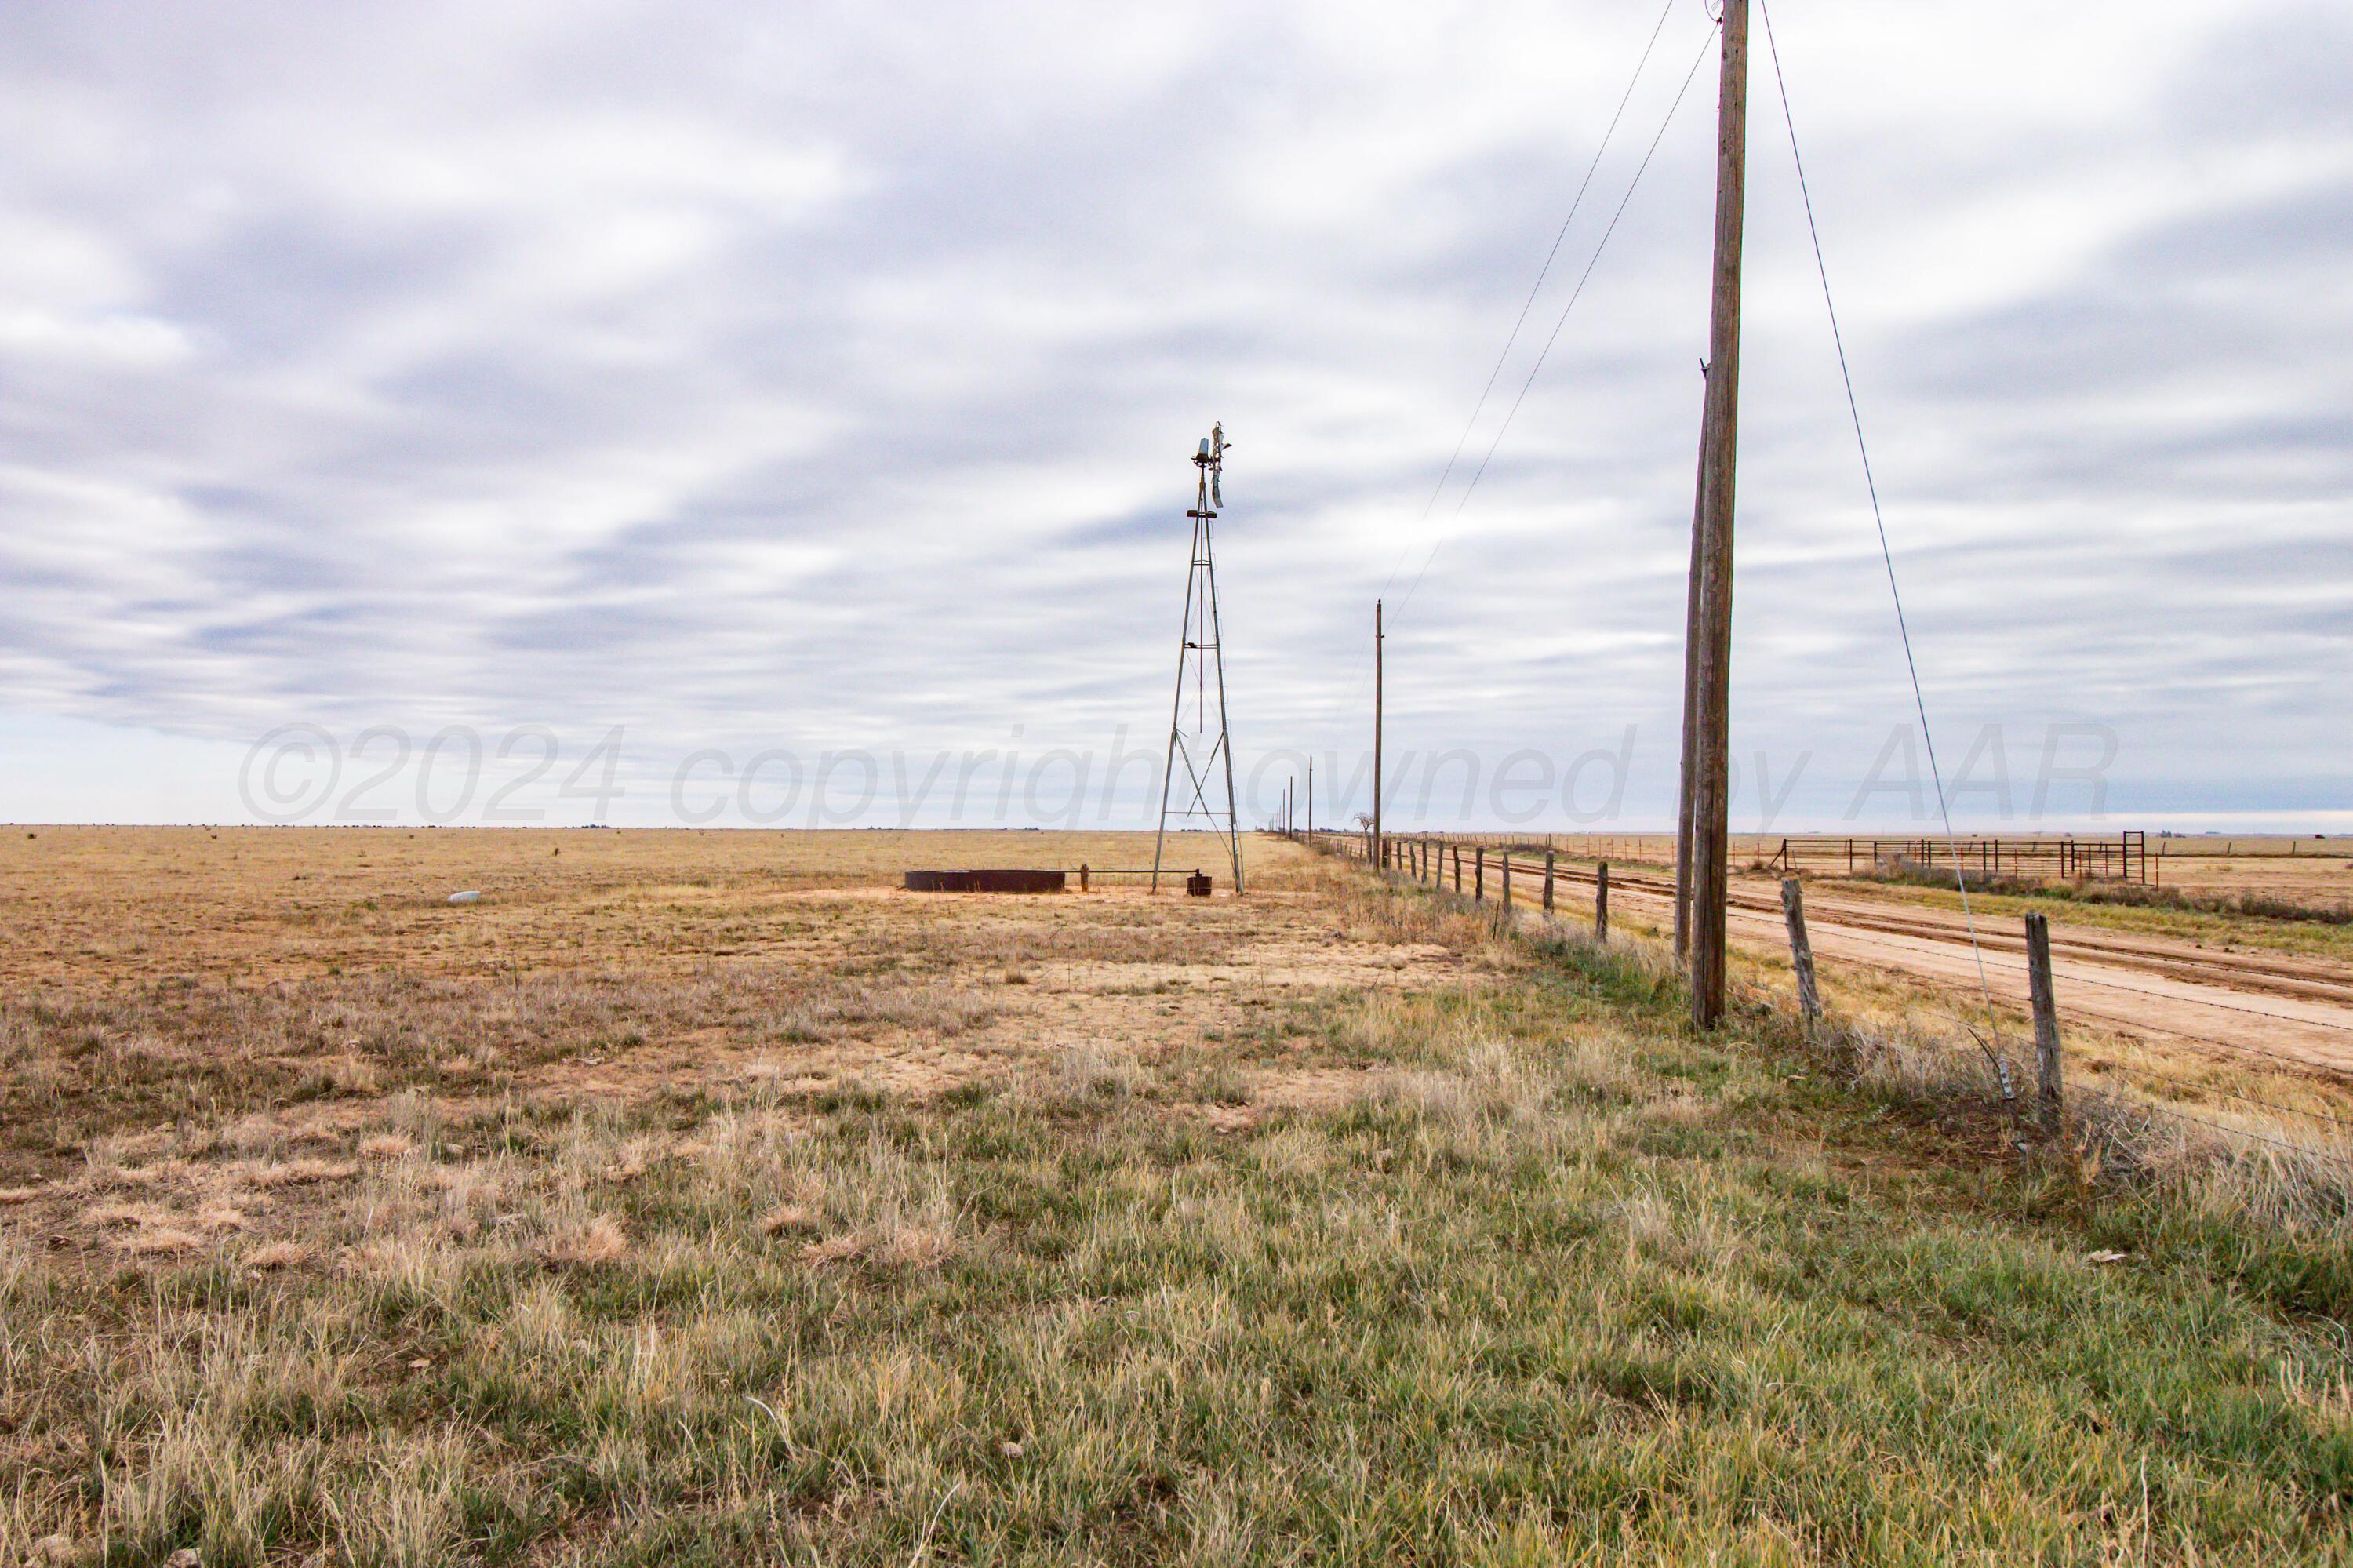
[{"x1": 0, "y1": 828, "x2": 1446, "y2": 1206}]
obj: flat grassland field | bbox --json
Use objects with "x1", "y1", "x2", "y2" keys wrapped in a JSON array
[{"x1": 4, "y1": 828, "x2": 2351, "y2": 1565}]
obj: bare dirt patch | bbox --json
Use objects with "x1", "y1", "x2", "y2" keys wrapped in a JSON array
[{"x1": 0, "y1": 829, "x2": 1435, "y2": 1254}]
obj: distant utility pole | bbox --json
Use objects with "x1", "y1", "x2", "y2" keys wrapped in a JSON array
[
  {"x1": 1307, "y1": 756, "x2": 1314, "y2": 842},
  {"x1": 1373, "y1": 599, "x2": 1385, "y2": 868},
  {"x1": 1683, "y1": 0, "x2": 1751, "y2": 1027}
]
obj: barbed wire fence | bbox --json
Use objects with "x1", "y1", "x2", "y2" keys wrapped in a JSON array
[{"x1": 1290, "y1": 826, "x2": 2353, "y2": 1213}]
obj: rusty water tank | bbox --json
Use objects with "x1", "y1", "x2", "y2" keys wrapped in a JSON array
[
  {"x1": 903, "y1": 868, "x2": 1067, "y2": 893},
  {"x1": 1185, "y1": 871, "x2": 1213, "y2": 897}
]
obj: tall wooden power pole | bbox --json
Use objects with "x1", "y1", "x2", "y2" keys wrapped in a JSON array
[
  {"x1": 1673, "y1": 413, "x2": 1706, "y2": 962},
  {"x1": 1686, "y1": 0, "x2": 1750, "y2": 1028},
  {"x1": 1372, "y1": 599, "x2": 1385, "y2": 868}
]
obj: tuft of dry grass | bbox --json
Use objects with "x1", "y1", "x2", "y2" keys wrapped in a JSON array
[
  {"x1": 759, "y1": 1202, "x2": 820, "y2": 1235},
  {"x1": 235, "y1": 1157, "x2": 360, "y2": 1189},
  {"x1": 538, "y1": 1213, "x2": 629, "y2": 1267},
  {"x1": 115, "y1": 1225, "x2": 204, "y2": 1257},
  {"x1": 796, "y1": 1233, "x2": 867, "y2": 1268}
]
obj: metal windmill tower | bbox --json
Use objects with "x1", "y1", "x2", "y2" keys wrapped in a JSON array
[{"x1": 1151, "y1": 423, "x2": 1243, "y2": 894}]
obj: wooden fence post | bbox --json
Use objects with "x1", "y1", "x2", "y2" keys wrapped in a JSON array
[
  {"x1": 2025, "y1": 911, "x2": 2063, "y2": 1130},
  {"x1": 1453, "y1": 846, "x2": 1462, "y2": 894},
  {"x1": 1596, "y1": 861, "x2": 1610, "y2": 942},
  {"x1": 1475, "y1": 847, "x2": 1486, "y2": 902},
  {"x1": 1780, "y1": 878, "x2": 1821, "y2": 1039},
  {"x1": 1079, "y1": 863, "x2": 1090, "y2": 893},
  {"x1": 1543, "y1": 851, "x2": 1556, "y2": 915},
  {"x1": 1501, "y1": 851, "x2": 1512, "y2": 910}
]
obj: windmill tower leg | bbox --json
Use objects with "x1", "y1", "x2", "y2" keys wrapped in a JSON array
[{"x1": 1151, "y1": 513, "x2": 1202, "y2": 893}]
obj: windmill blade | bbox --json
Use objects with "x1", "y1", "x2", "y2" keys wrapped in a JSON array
[{"x1": 1211, "y1": 471, "x2": 1222, "y2": 508}]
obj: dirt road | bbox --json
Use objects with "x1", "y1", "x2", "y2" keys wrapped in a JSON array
[{"x1": 1406, "y1": 848, "x2": 2353, "y2": 1079}]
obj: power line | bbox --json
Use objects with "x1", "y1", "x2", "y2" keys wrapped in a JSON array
[
  {"x1": 1756, "y1": 0, "x2": 2009, "y2": 1090},
  {"x1": 1376, "y1": 0, "x2": 1683, "y2": 605},
  {"x1": 1392, "y1": 17, "x2": 1722, "y2": 624},
  {"x1": 1330, "y1": 3, "x2": 1706, "y2": 769}
]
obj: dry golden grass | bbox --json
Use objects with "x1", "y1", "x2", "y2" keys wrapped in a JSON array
[
  {"x1": 3, "y1": 829, "x2": 2350, "y2": 1564},
  {"x1": 0, "y1": 827, "x2": 1293, "y2": 1170}
]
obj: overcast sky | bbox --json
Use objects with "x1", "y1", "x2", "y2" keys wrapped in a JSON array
[{"x1": 2, "y1": 0, "x2": 2346, "y2": 831}]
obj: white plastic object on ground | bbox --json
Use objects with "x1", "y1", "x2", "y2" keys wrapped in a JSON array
[{"x1": 447, "y1": 890, "x2": 482, "y2": 905}]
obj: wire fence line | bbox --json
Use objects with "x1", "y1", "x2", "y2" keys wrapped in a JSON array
[
  {"x1": 1397, "y1": 829, "x2": 2153, "y2": 883},
  {"x1": 1296, "y1": 827, "x2": 2353, "y2": 1175}
]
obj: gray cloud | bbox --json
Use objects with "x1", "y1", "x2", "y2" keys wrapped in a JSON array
[{"x1": 0, "y1": 0, "x2": 2345, "y2": 828}]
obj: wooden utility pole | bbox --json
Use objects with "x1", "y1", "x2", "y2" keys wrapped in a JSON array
[
  {"x1": 1673, "y1": 413, "x2": 1707, "y2": 962},
  {"x1": 1685, "y1": 0, "x2": 1750, "y2": 1028},
  {"x1": 1307, "y1": 757, "x2": 1313, "y2": 843},
  {"x1": 1372, "y1": 600, "x2": 1385, "y2": 871}
]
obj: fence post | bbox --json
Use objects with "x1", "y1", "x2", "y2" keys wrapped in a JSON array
[
  {"x1": 1780, "y1": 878, "x2": 1821, "y2": 1040},
  {"x1": 1501, "y1": 851, "x2": 1512, "y2": 910},
  {"x1": 1080, "y1": 863, "x2": 1090, "y2": 893},
  {"x1": 1475, "y1": 847, "x2": 1486, "y2": 902},
  {"x1": 1596, "y1": 860, "x2": 1610, "y2": 943},
  {"x1": 1544, "y1": 851, "x2": 1556, "y2": 915},
  {"x1": 2026, "y1": 911, "x2": 2063, "y2": 1130}
]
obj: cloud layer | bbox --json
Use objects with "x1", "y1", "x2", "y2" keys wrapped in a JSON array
[{"x1": 1, "y1": 0, "x2": 2346, "y2": 828}]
